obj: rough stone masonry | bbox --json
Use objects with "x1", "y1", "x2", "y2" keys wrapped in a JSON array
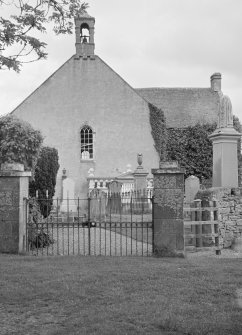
[
  {"x1": 152, "y1": 161, "x2": 185, "y2": 257},
  {"x1": 196, "y1": 187, "x2": 242, "y2": 248}
]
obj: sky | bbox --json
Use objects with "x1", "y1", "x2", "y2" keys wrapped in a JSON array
[{"x1": 1, "y1": 0, "x2": 242, "y2": 121}]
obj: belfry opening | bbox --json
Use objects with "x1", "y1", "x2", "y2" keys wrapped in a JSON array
[{"x1": 80, "y1": 23, "x2": 90, "y2": 43}]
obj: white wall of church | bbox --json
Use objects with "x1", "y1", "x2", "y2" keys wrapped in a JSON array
[{"x1": 13, "y1": 56, "x2": 159, "y2": 198}]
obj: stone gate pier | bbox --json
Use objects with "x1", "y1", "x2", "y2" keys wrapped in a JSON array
[
  {"x1": 152, "y1": 161, "x2": 185, "y2": 257},
  {"x1": 0, "y1": 163, "x2": 31, "y2": 253}
]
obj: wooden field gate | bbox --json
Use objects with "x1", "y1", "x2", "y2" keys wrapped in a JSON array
[{"x1": 184, "y1": 199, "x2": 219, "y2": 251}]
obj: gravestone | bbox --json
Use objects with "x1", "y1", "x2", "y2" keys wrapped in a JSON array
[
  {"x1": 90, "y1": 189, "x2": 107, "y2": 220},
  {"x1": 0, "y1": 163, "x2": 31, "y2": 253},
  {"x1": 152, "y1": 161, "x2": 185, "y2": 257},
  {"x1": 107, "y1": 181, "x2": 122, "y2": 214},
  {"x1": 60, "y1": 177, "x2": 77, "y2": 212},
  {"x1": 185, "y1": 175, "x2": 200, "y2": 203}
]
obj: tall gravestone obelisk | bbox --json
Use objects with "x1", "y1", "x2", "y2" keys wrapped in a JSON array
[{"x1": 209, "y1": 93, "x2": 241, "y2": 187}]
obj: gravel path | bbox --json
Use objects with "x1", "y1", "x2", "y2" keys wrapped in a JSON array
[{"x1": 29, "y1": 226, "x2": 152, "y2": 257}]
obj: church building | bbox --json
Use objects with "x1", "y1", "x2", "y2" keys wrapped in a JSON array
[{"x1": 12, "y1": 12, "x2": 222, "y2": 200}]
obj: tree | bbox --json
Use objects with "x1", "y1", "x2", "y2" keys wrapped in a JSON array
[
  {"x1": 0, "y1": 114, "x2": 43, "y2": 171},
  {"x1": 0, "y1": 0, "x2": 88, "y2": 72},
  {"x1": 29, "y1": 146, "x2": 59, "y2": 217}
]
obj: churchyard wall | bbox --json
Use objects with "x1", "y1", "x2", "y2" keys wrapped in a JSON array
[{"x1": 196, "y1": 187, "x2": 242, "y2": 248}]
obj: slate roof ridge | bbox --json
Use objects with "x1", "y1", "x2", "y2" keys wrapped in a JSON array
[
  {"x1": 136, "y1": 85, "x2": 220, "y2": 128},
  {"x1": 136, "y1": 87, "x2": 212, "y2": 91}
]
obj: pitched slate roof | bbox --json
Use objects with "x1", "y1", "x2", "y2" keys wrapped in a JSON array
[{"x1": 136, "y1": 87, "x2": 220, "y2": 128}]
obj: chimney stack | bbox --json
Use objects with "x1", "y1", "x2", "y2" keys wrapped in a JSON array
[{"x1": 210, "y1": 73, "x2": 222, "y2": 92}]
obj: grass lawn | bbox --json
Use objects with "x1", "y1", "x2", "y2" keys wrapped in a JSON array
[{"x1": 0, "y1": 254, "x2": 242, "y2": 335}]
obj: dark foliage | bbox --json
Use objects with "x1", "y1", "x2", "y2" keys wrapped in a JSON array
[
  {"x1": 167, "y1": 123, "x2": 217, "y2": 181},
  {"x1": 0, "y1": 115, "x2": 43, "y2": 171},
  {"x1": 28, "y1": 197, "x2": 54, "y2": 249},
  {"x1": 0, "y1": 1, "x2": 89, "y2": 71},
  {"x1": 167, "y1": 116, "x2": 242, "y2": 183},
  {"x1": 29, "y1": 146, "x2": 59, "y2": 217},
  {"x1": 149, "y1": 103, "x2": 166, "y2": 160}
]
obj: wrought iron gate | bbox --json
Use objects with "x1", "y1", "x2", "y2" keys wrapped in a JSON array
[{"x1": 26, "y1": 194, "x2": 154, "y2": 256}]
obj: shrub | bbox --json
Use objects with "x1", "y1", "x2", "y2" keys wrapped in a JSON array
[
  {"x1": 0, "y1": 115, "x2": 43, "y2": 171},
  {"x1": 29, "y1": 146, "x2": 59, "y2": 217},
  {"x1": 28, "y1": 198, "x2": 54, "y2": 249}
]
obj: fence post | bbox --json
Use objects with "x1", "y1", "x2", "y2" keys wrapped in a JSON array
[
  {"x1": 88, "y1": 196, "x2": 91, "y2": 256},
  {"x1": 25, "y1": 197, "x2": 29, "y2": 252},
  {"x1": 152, "y1": 195, "x2": 155, "y2": 254}
]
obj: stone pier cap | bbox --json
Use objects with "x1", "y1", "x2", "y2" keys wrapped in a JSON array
[
  {"x1": 0, "y1": 170, "x2": 32, "y2": 177},
  {"x1": 0, "y1": 162, "x2": 31, "y2": 177},
  {"x1": 152, "y1": 161, "x2": 185, "y2": 175}
]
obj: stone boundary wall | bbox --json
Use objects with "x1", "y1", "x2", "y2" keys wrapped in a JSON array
[{"x1": 196, "y1": 187, "x2": 242, "y2": 248}]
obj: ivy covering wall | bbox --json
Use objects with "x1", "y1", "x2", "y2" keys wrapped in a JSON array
[
  {"x1": 167, "y1": 123, "x2": 216, "y2": 182},
  {"x1": 148, "y1": 103, "x2": 166, "y2": 160},
  {"x1": 167, "y1": 116, "x2": 242, "y2": 183},
  {"x1": 149, "y1": 103, "x2": 242, "y2": 184}
]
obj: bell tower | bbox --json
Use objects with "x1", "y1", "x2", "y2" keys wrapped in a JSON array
[{"x1": 75, "y1": 11, "x2": 95, "y2": 58}]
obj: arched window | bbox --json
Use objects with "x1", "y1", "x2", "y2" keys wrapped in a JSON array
[
  {"x1": 80, "y1": 126, "x2": 93, "y2": 159},
  {"x1": 80, "y1": 23, "x2": 90, "y2": 43}
]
